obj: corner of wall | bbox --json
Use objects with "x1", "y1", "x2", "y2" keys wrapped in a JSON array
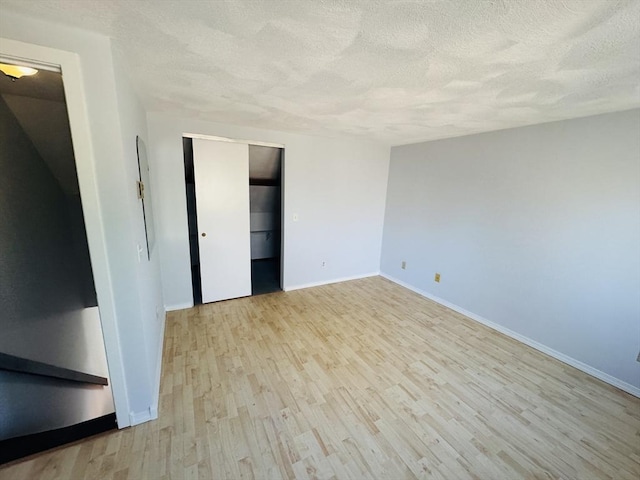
[
  {"x1": 152, "y1": 308, "x2": 166, "y2": 406},
  {"x1": 129, "y1": 407, "x2": 156, "y2": 427},
  {"x1": 380, "y1": 272, "x2": 640, "y2": 398}
]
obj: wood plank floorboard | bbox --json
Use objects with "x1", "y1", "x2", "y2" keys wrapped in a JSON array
[{"x1": 2, "y1": 276, "x2": 638, "y2": 479}]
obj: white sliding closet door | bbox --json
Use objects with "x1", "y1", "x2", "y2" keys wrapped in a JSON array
[{"x1": 193, "y1": 139, "x2": 251, "y2": 303}]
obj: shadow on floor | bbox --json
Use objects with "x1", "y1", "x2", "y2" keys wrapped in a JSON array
[{"x1": 251, "y1": 258, "x2": 281, "y2": 295}]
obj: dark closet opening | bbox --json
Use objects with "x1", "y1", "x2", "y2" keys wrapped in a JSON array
[
  {"x1": 182, "y1": 137, "x2": 202, "y2": 304},
  {"x1": 249, "y1": 145, "x2": 282, "y2": 295}
]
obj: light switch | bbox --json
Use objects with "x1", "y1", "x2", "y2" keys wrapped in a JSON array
[{"x1": 293, "y1": 214, "x2": 299, "y2": 222}]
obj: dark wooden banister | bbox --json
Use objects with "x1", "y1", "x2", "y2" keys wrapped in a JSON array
[{"x1": 0, "y1": 352, "x2": 108, "y2": 386}]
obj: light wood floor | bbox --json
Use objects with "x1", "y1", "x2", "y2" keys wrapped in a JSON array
[{"x1": 2, "y1": 277, "x2": 639, "y2": 479}]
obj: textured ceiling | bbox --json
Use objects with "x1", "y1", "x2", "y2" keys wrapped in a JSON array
[{"x1": 2, "y1": 0, "x2": 639, "y2": 145}]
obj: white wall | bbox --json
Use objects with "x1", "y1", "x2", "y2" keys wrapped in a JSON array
[
  {"x1": 147, "y1": 114, "x2": 390, "y2": 308},
  {"x1": 0, "y1": 12, "x2": 165, "y2": 425},
  {"x1": 381, "y1": 109, "x2": 640, "y2": 392},
  {"x1": 111, "y1": 50, "x2": 166, "y2": 421}
]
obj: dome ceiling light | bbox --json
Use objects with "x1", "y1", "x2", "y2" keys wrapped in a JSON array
[{"x1": 0, "y1": 63, "x2": 38, "y2": 81}]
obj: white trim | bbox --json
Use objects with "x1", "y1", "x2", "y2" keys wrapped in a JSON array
[
  {"x1": 129, "y1": 408, "x2": 154, "y2": 426},
  {"x1": 0, "y1": 38, "x2": 132, "y2": 426},
  {"x1": 284, "y1": 272, "x2": 380, "y2": 292},
  {"x1": 184, "y1": 132, "x2": 284, "y2": 149},
  {"x1": 380, "y1": 273, "x2": 640, "y2": 398},
  {"x1": 0, "y1": 54, "x2": 61, "y2": 72},
  {"x1": 150, "y1": 309, "x2": 166, "y2": 417},
  {"x1": 166, "y1": 302, "x2": 194, "y2": 312},
  {"x1": 132, "y1": 308, "x2": 164, "y2": 426}
]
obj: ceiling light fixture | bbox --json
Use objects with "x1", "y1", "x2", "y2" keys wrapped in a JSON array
[{"x1": 0, "y1": 63, "x2": 38, "y2": 81}]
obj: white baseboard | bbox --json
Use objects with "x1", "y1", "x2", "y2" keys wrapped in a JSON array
[
  {"x1": 165, "y1": 301, "x2": 194, "y2": 312},
  {"x1": 128, "y1": 309, "x2": 166, "y2": 427},
  {"x1": 380, "y1": 273, "x2": 640, "y2": 398},
  {"x1": 150, "y1": 309, "x2": 166, "y2": 421},
  {"x1": 129, "y1": 407, "x2": 154, "y2": 426},
  {"x1": 284, "y1": 271, "x2": 379, "y2": 292}
]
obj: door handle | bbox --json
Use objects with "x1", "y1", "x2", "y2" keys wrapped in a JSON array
[{"x1": 201, "y1": 232, "x2": 207, "y2": 237}]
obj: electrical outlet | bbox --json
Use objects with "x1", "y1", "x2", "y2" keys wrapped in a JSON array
[
  {"x1": 637, "y1": 351, "x2": 640, "y2": 363},
  {"x1": 401, "y1": 261, "x2": 406, "y2": 270},
  {"x1": 434, "y1": 272, "x2": 441, "y2": 283},
  {"x1": 321, "y1": 261, "x2": 326, "y2": 268}
]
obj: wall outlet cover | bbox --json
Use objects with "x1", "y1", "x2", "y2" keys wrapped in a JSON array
[{"x1": 435, "y1": 273, "x2": 441, "y2": 283}]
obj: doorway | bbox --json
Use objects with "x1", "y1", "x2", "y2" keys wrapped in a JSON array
[
  {"x1": 183, "y1": 136, "x2": 284, "y2": 304},
  {"x1": 249, "y1": 145, "x2": 282, "y2": 295},
  {"x1": 0, "y1": 58, "x2": 115, "y2": 462}
]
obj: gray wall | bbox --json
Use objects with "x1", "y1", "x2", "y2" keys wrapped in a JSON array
[
  {"x1": 381, "y1": 109, "x2": 640, "y2": 389},
  {"x1": 1, "y1": 96, "x2": 85, "y2": 327},
  {"x1": 250, "y1": 186, "x2": 280, "y2": 260},
  {"x1": 0, "y1": 96, "x2": 113, "y2": 439}
]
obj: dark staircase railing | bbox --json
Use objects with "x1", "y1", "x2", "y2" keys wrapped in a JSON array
[
  {"x1": 0, "y1": 351, "x2": 108, "y2": 386},
  {"x1": 0, "y1": 351, "x2": 113, "y2": 464}
]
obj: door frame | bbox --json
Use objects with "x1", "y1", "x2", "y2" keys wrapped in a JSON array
[
  {"x1": 183, "y1": 133, "x2": 286, "y2": 298},
  {"x1": 0, "y1": 38, "x2": 130, "y2": 427}
]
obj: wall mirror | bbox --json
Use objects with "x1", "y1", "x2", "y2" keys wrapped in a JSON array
[{"x1": 136, "y1": 136, "x2": 155, "y2": 260}]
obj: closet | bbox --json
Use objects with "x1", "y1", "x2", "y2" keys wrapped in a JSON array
[
  {"x1": 183, "y1": 137, "x2": 282, "y2": 304},
  {"x1": 248, "y1": 145, "x2": 282, "y2": 295}
]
